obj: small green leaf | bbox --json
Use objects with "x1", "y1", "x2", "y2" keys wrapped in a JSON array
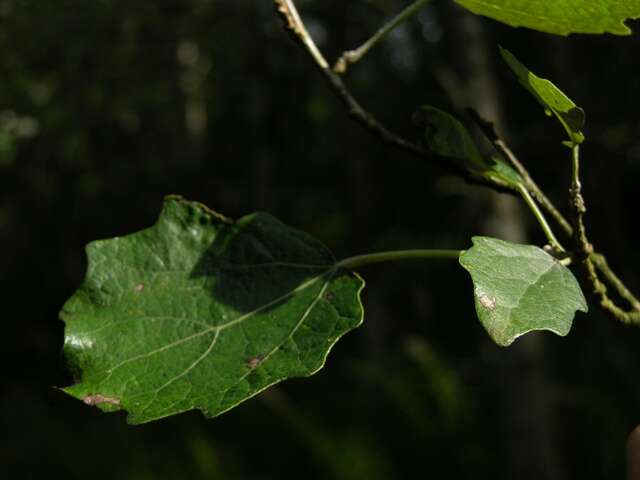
[
  {"x1": 455, "y1": 0, "x2": 640, "y2": 36},
  {"x1": 418, "y1": 106, "x2": 523, "y2": 188},
  {"x1": 459, "y1": 236, "x2": 587, "y2": 346},
  {"x1": 61, "y1": 196, "x2": 364, "y2": 424},
  {"x1": 418, "y1": 106, "x2": 486, "y2": 169},
  {"x1": 500, "y1": 47, "x2": 585, "y2": 145}
]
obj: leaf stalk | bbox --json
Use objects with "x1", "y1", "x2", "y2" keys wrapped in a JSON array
[
  {"x1": 517, "y1": 183, "x2": 564, "y2": 253},
  {"x1": 338, "y1": 249, "x2": 461, "y2": 270}
]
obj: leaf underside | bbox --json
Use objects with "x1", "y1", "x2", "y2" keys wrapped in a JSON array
[
  {"x1": 61, "y1": 196, "x2": 364, "y2": 424},
  {"x1": 459, "y1": 236, "x2": 587, "y2": 346},
  {"x1": 500, "y1": 47, "x2": 585, "y2": 145},
  {"x1": 455, "y1": 0, "x2": 640, "y2": 36}
]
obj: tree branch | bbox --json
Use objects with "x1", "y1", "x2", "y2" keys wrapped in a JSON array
[
  {"x1": 274, "y1": 0, "x2": 640, "y2": 325},
  {"x1": 467, "y1": 108, "x2": 573, "y2": 237},
  {"x1": 569, "y1": 144, "x2": 640, "y2": 325},
  {"x1": 274, "y1": 0, "x2": 513, "y2": 193}
]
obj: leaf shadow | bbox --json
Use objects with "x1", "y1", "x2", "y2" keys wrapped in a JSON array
[{"x1": 189, "y1": 213, "x2": 333, "y2": 314}]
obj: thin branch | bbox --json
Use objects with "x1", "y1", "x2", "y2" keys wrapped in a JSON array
[
  {"x1": 570, "y1": 145, "x2": 590, "y2": 258},
  {"x1": 496, "y1": 139, "x2": 574, "y2": 237},
  {"x1": 333, "y1": 0, "x2": 432, "y2": 74},
  {"x1": 274, "y1": 0, "x2": 329, "y2": 69},
  {"x1": 468, "y1": 108, "x2": 573, "y2": 237},
  {"x1": 583, "y1": 261, "x2": 640, "y2": 324},
  {"x1": 468, "y1": 109, "x2": 640, "y2": 313},
  {"x1": 569, "y1": 144, "x2": 640, "y2": 325},
  {"x1": 274, "y1": 0, "x2": 640, "y2": 325},
  {"x1": 274, "y1": 0, "x2": 513, "y2": 193},
  {"x1": 590, "y1": 253, "x2": 640, "y2": 312}
]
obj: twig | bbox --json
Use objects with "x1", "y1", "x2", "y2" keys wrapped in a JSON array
[
  {"x1": 468, "y1": 108, "x2": 573, "y2": 237},
  {"x1": 274, "y1": 0, "x2": 329, "y2": 69},
  {"x1": 273, "y1": 0, "x2": 513, "y2": 193},
  {"x1": 496, "y1": 139, "x2": 574, "y2": 237},
  {"x1": 469, "y1": 109, "x2": 640, "y2": 313},
  {"x1": 569, "y1": 144, "x2": 640, "y2": 325},
  {"x1": 569, "y1": 145, "x2": 590, "y2": 258},
  {"x1": 274, "y1": 0, "x2": 640, "y2": 325},
  {"x1": 333, "y1": 0, "x2": 432, "y2": 74},
  {"x1": 584, "y1": 265, "x2": 640, "y2": 324},
  {"x1": 590, "y1": 253, "x2": 640, "y2": 312}
]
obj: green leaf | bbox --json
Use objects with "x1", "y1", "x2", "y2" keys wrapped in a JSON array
[
  {"x1": 486, "y1": 156, "x2": 523, "y2": 188},
  {"x1": 418, "y1": 106, "x2": 486, "y2": 169},
  {"x1": 459, "y1": 236, "x2": 587, "y2": 346},
  {"x1": 454, "y1": 0, "x2": 640, "y2": 35},
  {"x1": 500, "y1": 47, "x2": 585, "y2": 145},
  {"x1": 61, "y1": 196, "x2": 365, "y2": 424},
  {"x1": 418, "y1": 106, "x2": 523, "y2": 188}
]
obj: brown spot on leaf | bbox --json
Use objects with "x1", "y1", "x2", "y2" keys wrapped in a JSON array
[
  {"x1": 323, "y1": 291, "x2": 335, "y2": 302},
  {"x1": 479, "y1": 295, "x2": 497, "y2": 310},
  {"x1": 83, "y1": 394, "x2": 121, "y2": 406},
  {"x1": 134, "y1": 283, "x2": 144, "y2": 293},
  {"x1": 246, "y1": 355, "x2": 264, "y2": 370}
]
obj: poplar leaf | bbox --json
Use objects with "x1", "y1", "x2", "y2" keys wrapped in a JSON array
[
  {"x1": 459, "y1": 236, "x2": 587, "y2": 346},
  {"x1": 61, "y1": 197, "x2": 364, "y2": 424}
]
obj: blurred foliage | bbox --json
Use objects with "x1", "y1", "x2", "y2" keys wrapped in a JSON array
[{"x1": 1, "y1": 1, "x2": 640, "y2": 479}]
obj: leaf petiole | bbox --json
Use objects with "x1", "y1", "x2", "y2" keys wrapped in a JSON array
[
  {"x1": 517, "y1": 183, "x2": 565, "y2": 253},
  {"x1": 337, "y1": 249, "x2": 462, "y2": 270}
]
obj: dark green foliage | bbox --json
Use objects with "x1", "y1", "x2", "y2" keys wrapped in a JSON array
[
  {"x1": 3, "y1": 1, "x2": 640, "y2": 479},
  {"x1": 62, "y1": 197, "x2": 364, "y2": 423}
]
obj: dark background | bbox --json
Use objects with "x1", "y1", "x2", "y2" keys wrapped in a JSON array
[{"x1": 2, "y1": 1, "x2": 639, "y2": 478}]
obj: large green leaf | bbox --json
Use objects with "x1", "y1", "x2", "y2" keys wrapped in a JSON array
[
  {"x1": 459, "y1": 236, "x2": 587, "y2": 346},
  {"x1": 61, "y1": 196, "x2": 364, "y2": 424},
  {"x1": 418, "y1": 106, "x2": 523, "y2": 188},
  {"x1": 454, "y1": 0, "x2": 640, "y2": 35},
  {"x1": 500, "y1": 47, "x2": 585, "y2": 145}
]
